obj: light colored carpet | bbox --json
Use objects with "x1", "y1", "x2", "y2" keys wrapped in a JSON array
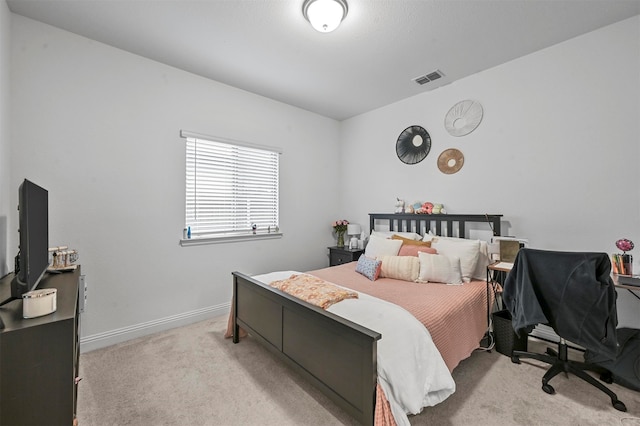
[{"x1": 77, "y1": 315, "x2": 640, "y2": 425}]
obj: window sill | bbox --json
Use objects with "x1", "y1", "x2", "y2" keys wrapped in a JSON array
[{"x1": 179, "y1": 232, "x2": 283, "y2": 247}]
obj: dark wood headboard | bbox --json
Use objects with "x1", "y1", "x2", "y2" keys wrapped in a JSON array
[{"x1": 369, "y1": 213, "x2": 502, "y2": 238}]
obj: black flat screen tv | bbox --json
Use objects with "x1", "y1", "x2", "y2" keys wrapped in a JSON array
[{"x1": 0, "y1": 179, "x2": 49, "y2": 307}]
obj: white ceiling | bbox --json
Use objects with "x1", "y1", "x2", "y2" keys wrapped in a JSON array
[{"x1": 7, "y1": 0, "x2": 640, "y2": 120}]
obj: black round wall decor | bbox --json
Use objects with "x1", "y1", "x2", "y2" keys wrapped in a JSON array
[{"x1": 396, "y1": 125, "x2": 431, "y2": 165}]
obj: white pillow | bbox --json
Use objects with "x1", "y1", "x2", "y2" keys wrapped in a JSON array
[
  {"x1": 421, "y1": 232, "x2": 436, "y2": 242},
  {"x1": 471, "y1": 240, "x2": 491, "y2": 280},
  {"x1": 430, "y1": 237, "x2": 481, "y2": 282},
  {"x1": 417, "y1": 252, "x2": 463, "y2": 284},
  {"x1": 371, "y1": 230, "x2": 423, "y2": 241},
  {"x1": 364, "y1": 234, "x2": 403, "y2": 258},
  {"x1": 377, "y1": 255, "x2": 420, "y2": 282}
]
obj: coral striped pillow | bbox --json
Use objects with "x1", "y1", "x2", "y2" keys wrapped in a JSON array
[{"x1": 377, "y1": 255, "x2": 420, "y2": 282}]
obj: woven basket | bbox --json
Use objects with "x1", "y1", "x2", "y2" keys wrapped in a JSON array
[{"x1": 493, "y1": 310, "x2": 528, "y2": 356}]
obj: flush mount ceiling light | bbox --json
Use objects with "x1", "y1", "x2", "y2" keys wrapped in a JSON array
[{"x1": 302, "y1": 0, "x2": 348, "y2": 33}]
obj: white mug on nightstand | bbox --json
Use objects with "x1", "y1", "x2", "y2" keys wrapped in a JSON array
[
  {"x1": 347, "y1": 223, "x2": 361, "y2": 250},
  {"x1": 349, "y1": 236, "x2": 359, "y2": 250}
]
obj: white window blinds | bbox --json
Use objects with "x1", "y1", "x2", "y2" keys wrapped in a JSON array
[{"x1": 182, "y1": 131, "x2": 280, "y2": 238}]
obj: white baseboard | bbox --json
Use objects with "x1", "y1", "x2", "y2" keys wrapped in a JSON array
[{"x1": 80, "y1": 302, "x2": 230, "y2": 353}]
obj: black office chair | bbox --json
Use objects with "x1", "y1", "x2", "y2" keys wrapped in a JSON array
[{"x1": 503, "y1": 248, "x2": 626, "y2": 412}]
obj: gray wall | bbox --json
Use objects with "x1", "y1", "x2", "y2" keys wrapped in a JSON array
[
  {"x1": 9, "y1": 15, "x2": 342, "y2": 349},
  {"x1": 340, "y1": 16, "x2": 640, "y2": 328},
  {"x1": 4, "y1": 11, "x2": 639, "y2": 347}
]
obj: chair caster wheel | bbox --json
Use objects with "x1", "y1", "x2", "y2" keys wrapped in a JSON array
[
  {"x1": 612, "y1": 400, "x2": 627, "y2": 412},
  {"x1": 511, "y1": 356, "x2": 521, "y2": 364},
  {"x1": 542, "y1": 383, "x2": 555, "y2": 394},
  {"x1": 600, "y1": 372, "x2": 613, "y2": 384}
]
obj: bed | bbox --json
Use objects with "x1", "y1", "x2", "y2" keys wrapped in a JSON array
[{"x1": 229, "y1": 213, "x2": 503, "y2": 425}]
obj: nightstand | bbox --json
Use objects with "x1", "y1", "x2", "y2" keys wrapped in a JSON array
[{"x1": 328, "y1": 246, "x2": 364, "y2": 267}]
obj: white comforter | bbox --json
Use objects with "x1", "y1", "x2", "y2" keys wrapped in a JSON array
[{"x1": 254, "y1": 271, "x2": 455, "y2": 426}]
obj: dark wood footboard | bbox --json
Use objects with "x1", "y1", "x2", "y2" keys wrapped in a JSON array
[{"x1": 232, "y1": 272, "x2": 381, "y2": 425}]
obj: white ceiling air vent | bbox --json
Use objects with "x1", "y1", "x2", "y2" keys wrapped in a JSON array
[{"x1": 413, "y1": 70, "x2": 444, "y2": 85}]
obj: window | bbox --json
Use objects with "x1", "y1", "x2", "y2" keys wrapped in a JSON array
[{"x1": 180, "y1": 130, "x2": 281, "y2": 244}]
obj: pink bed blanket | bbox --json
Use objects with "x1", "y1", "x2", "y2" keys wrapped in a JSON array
[
  {"x1": 309, "y1": 262, "x2": 489, "y2": 372},
  {"x1": 226, "y1": 262, "x2": 490, "y2": 425}
]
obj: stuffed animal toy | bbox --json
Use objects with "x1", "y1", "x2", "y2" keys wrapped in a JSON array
[
  {"x1": 432, "y1": 203, "x2": 445, "y2": 214},
  {"x1": 395, "y1": 198, "x2": 405, "y2": 213},
  {"x1": 406, "y1": 204, "x2": 414, "y2": 214},
  {"x1": 412, "y1": 201, "x2": 423, "y2": 212},
  {"x1": 421, "y1": 202, "x2": 434, "y2": 214}
]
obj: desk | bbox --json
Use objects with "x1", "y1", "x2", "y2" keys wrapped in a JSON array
[
  {"x1": 490, "y1": 271, "x2": 639, "y2": 346},
  {"x1": 613, "y1": 276, "x2": 640, "y2": 311},
  {"x1": 613, "y1": 277, "x2": 640, "y2": 333},
  {"x1": 616, "y1": 282, "x2": 640, "y2": 291},
  {"x1": 614, "y1": 274, "x2": 640, "y2": 291}
]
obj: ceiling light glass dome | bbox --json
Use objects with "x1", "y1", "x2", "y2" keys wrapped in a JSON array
[{"x1": 302, "y1": 0, "x2": 348, "y2": 33}]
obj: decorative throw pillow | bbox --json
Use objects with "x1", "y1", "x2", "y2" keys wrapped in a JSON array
[
  {"x1": 429, "y1": 237, "x2": 490, "y2": 280},
  {"x1": 391, "y1": 235, "x2": 432, "y2": 247},
  {"x1": 421, "y1": 232, "x2": 436, "y2": 242},
  {"x1": 377, "y1": 255, "x2": 421, "y2": 282},
  {"x1": 417, "y1": 252, "x2": 463, "y2": 285},
  {"x1": 398, "y1": 245, "x2": 437, "y2": 257},
  {"x1": 430, "y1": 237, "x2": 481, "y2": 283},
  {"x1": 364, "y1": 234, "x2": 403, "y2": 258},
  {"x1": 355, "y1": 256, "x2": 382, "y2": 281}
]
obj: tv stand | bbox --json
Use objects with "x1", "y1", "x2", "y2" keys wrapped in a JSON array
[{"x1": 0, "y1": 267, "x2": 81, "y2": 425}]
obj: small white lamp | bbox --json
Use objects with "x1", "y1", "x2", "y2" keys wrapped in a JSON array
[{"x1": 347, "y1": 223, "x2": 361, "y2": 250}]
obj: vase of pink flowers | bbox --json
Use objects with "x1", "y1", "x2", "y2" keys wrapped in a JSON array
[
  {"x1": 614, "y1": 238, "x2": 634, "y2": 275},
  {"x1": 332, "y1": 219, "x2": 349, "y2": 247}
]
